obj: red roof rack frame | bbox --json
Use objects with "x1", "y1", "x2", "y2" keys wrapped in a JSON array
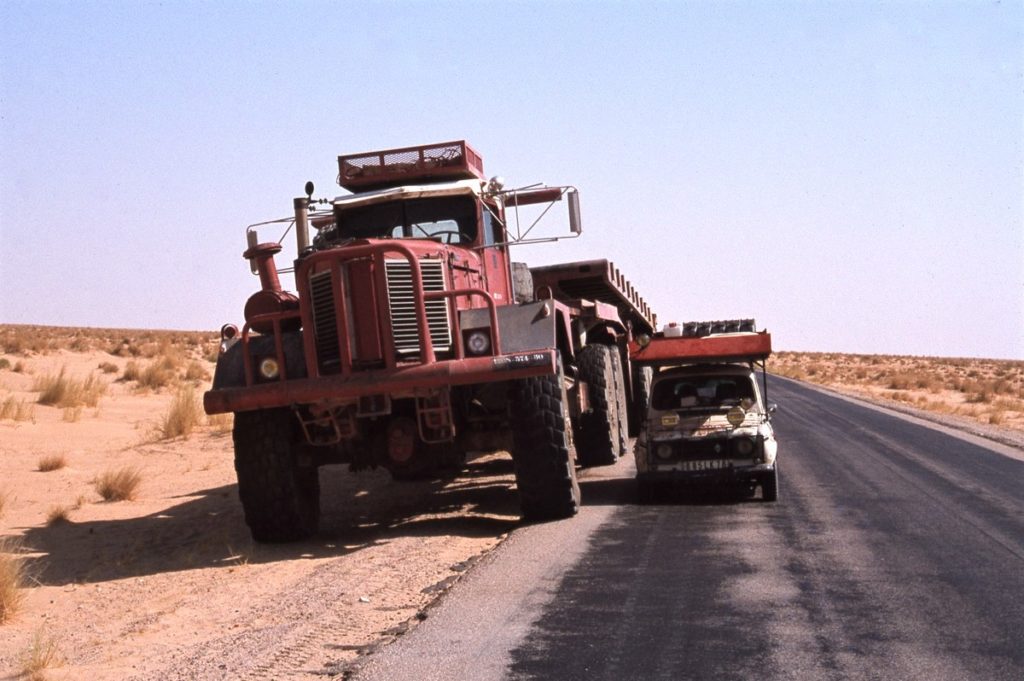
[{"x1": 338, "y1": 140, "x2": 484, "y2": 192}]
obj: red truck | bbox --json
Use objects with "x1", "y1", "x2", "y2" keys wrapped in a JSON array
[{"x1": 204, "y1": 141, "x2": 656, "y2": 541}]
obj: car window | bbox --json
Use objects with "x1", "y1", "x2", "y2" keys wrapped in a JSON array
[{"x1": 651, "y1": 375, "x2": 755, "y2": 411}]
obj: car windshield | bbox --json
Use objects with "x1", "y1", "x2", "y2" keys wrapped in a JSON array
[
  {"x1": 332, "y1": 195, "x2": 478, "y2": 244},
  {"x1": 651, "y1": 375, "x2": 756, "y2": 412}
]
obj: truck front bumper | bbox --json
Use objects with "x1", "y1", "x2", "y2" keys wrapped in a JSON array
[{"x1": 203, "y1": 349, "x2": 557, "y2": 415}]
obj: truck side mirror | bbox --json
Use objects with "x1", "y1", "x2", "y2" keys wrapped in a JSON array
[
  {"x1": 568, "y1": 190, "x2": 582, "y2": 235},
  {"x1": 247, "y1": 230, "x2": 259, "y2": 275},
  {"x1": 768, "y1": 403, "x2": 778, "y2": 415}
]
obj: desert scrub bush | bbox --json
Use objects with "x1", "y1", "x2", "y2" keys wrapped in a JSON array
[
  {"x1": 94, "y1": 466, "x2": 142, "y2": 501},
  {"x1": 0, "y1": 396, "x2": 35, "y2": 422},
  {"x1": 137, "y1": 355, "x2": 180, "y2": 390},
  {"x1": 0, "y1": 537, "x2": 27, "y2": 623},
  {"x1": 12, "y1": 360, "x2": 25, "y2": 373},
  {"x1": 184, "y1": 359, "x2": 210, "y2": 382},
  {"x1": 158, "y1": 386, "x2": 204, "y2": 440},
  {"x1": 37, "y1": 454, "x2": 67, "y2": 472},
  {"x1": 33, "y1": 367, "x2": 106, "y2": 408},
  {"x1": 20, "y1": 627, "x2": 64, "y2": 680},
  {"x1": 119, "y1": 360, "x2": 141, "y2": 382},
  {"x1": 0, "y1": 358, "x2": 9, "y2": 370},
  {"x1": 97, "y1": 361, "x2": 119, "y2": 374}
]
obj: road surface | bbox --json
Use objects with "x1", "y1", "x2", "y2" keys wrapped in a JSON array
[{"x1": 353, "y1": 377, "x2": 1024, "y2": 681}]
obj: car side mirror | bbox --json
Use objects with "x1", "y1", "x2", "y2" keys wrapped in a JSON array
[{"x1": 768, "y1": 403, "x2": 778, "y2": 415}]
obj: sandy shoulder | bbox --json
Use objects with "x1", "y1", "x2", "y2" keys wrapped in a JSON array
[{"x1": 0, "y1": 350, "x2": 519, "y2": 680}]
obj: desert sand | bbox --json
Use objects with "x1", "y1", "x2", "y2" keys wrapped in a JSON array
[{"x1": 0, "y1": 326, "x2": 519, "y2": 680}]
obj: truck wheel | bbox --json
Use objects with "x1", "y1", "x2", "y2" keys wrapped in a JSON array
[
  {"x1": 630, "y1": 365, "x2": 652, "y2": 437},
  {"x1": 608, "y1": 349, "x2": 630, "y2": 459},
  {"x1": 233, "y1": 409, "x2": 320, "y2": 542},
  {"x1": 510, "y1": 355, "x2": 580, "y2": 520},
  {"x1": 576, "y1": 344, "x2": 622, "y2": 467},
  {"x1": 762, "y1": 465, "x2": 779, "y2": 502}
]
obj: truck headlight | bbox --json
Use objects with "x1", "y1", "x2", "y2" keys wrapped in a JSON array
[
  {"x1": 465, "y1": 330, "x2": 491, "y2": 356},
  {"x1": 655, "y1": 443, "x2": 674, "y2": 459},
  {"x1": 258, "y1": 357, "x2": 280, "y2": 380}
]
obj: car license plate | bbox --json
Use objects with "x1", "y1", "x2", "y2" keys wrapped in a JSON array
[{"x1": 679, "y1": 459, "x2": 730, "y2": 472}]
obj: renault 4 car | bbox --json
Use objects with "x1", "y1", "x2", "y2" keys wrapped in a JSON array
[{"x1": 630, "y1": 324, "x2": 777, "y2": 501}]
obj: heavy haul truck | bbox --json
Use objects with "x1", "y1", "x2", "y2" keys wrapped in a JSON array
[{"x1": 204, "y1": 141, "x2": 657, "y2": 542}]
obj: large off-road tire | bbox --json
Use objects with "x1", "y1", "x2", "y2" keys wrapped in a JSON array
[
  {"x1": 762, "y1": 465, "x2": 779, "y2": 502},
  {"x1": 576, "y1": 344, "x2": 623, "y2": 467},
  {"x1": 233, "y1": 408, "x2": 320, "y2": 542},
  {"x1": 608, "y1": 349, "x2": 630, "y2": 459},
  {"x1": 509, "y1": 356, "x2": 580, "y2": 521},
  {"x1": 630, "y1": 365, "x2": 653, "y2": 437}
]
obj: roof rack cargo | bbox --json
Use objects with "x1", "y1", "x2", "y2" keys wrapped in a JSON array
[
  {"x1": 629, "y1": 319, "x2": 771, "y2": 366},
  {"x1": 338, "y1": 140, "x2": 484, "y2": 192}
]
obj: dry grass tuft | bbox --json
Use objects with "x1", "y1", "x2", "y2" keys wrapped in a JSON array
[
  {"x1": 157, "y1": 386, "x2": 204, "y2": 440},
  {"x1": 0, "y1": 358, "x2": 9, "y2": 370},
  {"x1": 46, "y1": 505, "x2": 71, "y2": 525},
  {"x1": 62, "y1": 406, "x2": 83, "y2": 423},
  {"x1": 97, "y1": 361, "x2": 119, "y2": 374},
  {"x1": 120, "y1": 360, "x2": 141, "y2": 383},
  {"x1": 20, "y1": 628, "x2": 64, "y2": 680},
  {"x1": 184, "y1": 360, "x2": 210, "y2": 382},
  {"x1": 37, "y1": 454, "x2": 67, "y2": 472},
  {"x1": 33, "y1": 367, "x2": 106, "y2": 408},
  {"x1": 138, "y1": 356, "x2": 179, "y2": 390},
  {"x1": 0, "y1": 396, "x2": 35, "y2": 422},
  {"x1": 12, "y1": 360, "x2": 26, "y2": 373},
  {"x1": 207, "y1": 412, "x2": 233, "y2": 434},
  {"x1": 0, "y1": 537, "x2": 27, "y2": 624},
  {"x1": 94, "y1": 466, "x2": 142, "y2": 502}
]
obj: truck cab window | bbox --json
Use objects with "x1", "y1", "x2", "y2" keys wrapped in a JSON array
[{"x1": 334, "y1": 196, "x2": 479, "y2": 244}]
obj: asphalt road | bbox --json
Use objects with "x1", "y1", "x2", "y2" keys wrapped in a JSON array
[{"x1": 354, "y1": 377, "x2": 1024, "y2": 681}]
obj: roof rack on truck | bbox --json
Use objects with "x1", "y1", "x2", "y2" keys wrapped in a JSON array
[{"x1": 629, "y1": 319, "x2": 772, "y2": 367}]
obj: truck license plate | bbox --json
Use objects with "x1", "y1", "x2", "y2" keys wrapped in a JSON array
[{"x1": 679, "y1": 459, "x2": 730, "y2": 472}]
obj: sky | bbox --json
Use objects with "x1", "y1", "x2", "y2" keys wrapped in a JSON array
[{"x1": 1, "y1": 1, "x2": 1021, "y2": 359}]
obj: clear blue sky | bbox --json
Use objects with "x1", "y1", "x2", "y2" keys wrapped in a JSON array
[{"x1": 1, "y1": 1, "x2": 1021, "y2": 359}]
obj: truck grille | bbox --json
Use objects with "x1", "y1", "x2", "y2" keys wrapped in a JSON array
[
  {"x1": 385, "y1": 259, "x2": 451, "y2": 357},
  {"x1": 309, "y1": 270, "x2": 342, "y2": 369}
]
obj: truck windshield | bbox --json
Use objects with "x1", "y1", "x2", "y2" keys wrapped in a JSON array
[
  {"x1": 333, "y1": 196, "x2": 478, "y2": 244},
  {"x1": 651, "y1": 375, "x2": 756, "y2": 411}
]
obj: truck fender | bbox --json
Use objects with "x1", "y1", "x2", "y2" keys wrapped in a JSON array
[
  {"x1": 212, "y1": 331, "x2": 308, "y2": 392},
  {"x1": 459, "y1": 301, "x2": 573, "y2": 359}
]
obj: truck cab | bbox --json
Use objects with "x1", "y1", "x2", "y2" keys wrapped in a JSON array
[{"x1": 630, "y1": 323, "x2": 778, "y2": 501}]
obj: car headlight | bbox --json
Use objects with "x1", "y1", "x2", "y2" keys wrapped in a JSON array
[
  {"x1": 655, "y1": 442, "x2": 674, "y2": 460},
  {"x1": 733, "y1": 437, "x2": 755, "y2": 457},
  {"x1": 465, "y1": 330, "x2": 491, "y2": 356},
  {"x1": 258, "y1": 357, "x2": 280, "y2": 380}
]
